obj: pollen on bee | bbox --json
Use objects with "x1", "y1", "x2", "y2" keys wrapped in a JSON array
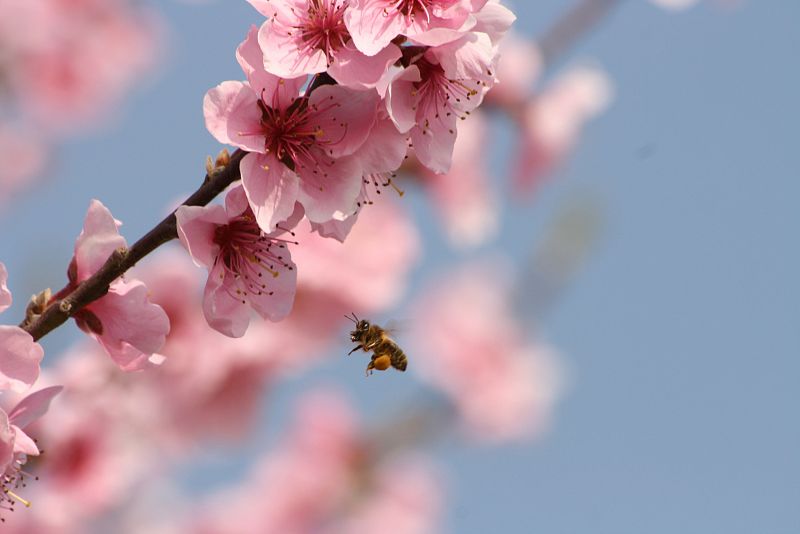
[{"x1": 372, "y1": 354, "x2": 392, "y2": 371}]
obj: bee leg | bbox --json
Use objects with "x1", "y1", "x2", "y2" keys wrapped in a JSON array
[{"x1": 348, "y1": 344, "x2": 364, "y2": 355}]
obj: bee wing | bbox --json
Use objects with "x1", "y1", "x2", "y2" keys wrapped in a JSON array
[{"x1": 383, "y1": 319, "x2": 407, "y2": 338}]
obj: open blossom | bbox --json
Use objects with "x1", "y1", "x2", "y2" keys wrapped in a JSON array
[
  {"x1": 246, "y1": 0, "x2": 402, "y2": 90},
  {"x1": 69, "y1": 200, "x2": 169, "y2": 371},
  {"x1": 331, "y1": 458, "x2": 443, "y2": 534},
  {"x1": 1, "y1": 386, "x2": 62, "y2": 512},
  {"x1": 345, "y1": 0, "x2": 492, "y2": 55},
  {"x1": 410, "y1": 261, "x2": 563, "y2": 442},
  {"x1": 386, "y1": 45, "x2": 492, "y2": 173},
  {"x1": 0, "y1": 263, "x2": 44, "y2": 393},
  {"x1": 176, "y1": 186, "x2": 299, "y2": 338},
  {"x1": 204, "y1": 26, "x2": 384, "y2": 232}
]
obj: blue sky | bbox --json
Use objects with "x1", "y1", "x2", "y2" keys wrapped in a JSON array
[{"x1": 1, "y1": 1, "x2": 798, "y2": 532}]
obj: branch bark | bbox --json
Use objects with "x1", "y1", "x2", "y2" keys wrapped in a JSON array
[{"x1": 21, "y1": 149, "x2": 247, "y2": 342}]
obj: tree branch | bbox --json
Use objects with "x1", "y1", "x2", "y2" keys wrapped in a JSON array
[
  {"x1": 538, "y1": 0, "x2": 623, "y2": 68},
  {"x1": 21, "y1": 149, "x2": 247, "y2": 342}
]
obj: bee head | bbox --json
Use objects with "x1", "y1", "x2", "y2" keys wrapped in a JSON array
[{"x1": 350, "y1": 319, "x2": 370, "y2": 341}]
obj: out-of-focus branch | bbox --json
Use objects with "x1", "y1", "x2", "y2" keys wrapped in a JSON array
[
  {"x1": 538, "y1": 0, "x2": 624, "y2": 67},
  {"x1": 20, "y1": 149, "x2": 246, "y2": 341}
]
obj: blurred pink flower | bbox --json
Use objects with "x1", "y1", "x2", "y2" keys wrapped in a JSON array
[
  {"x1": 12, "y1": 348, "x2": 160, "y2": 529},
  {"x1": 0, "y1": 0, "x2": 161, "y2": 131},
  {"x1": 176, "y1": 186, "x2": 299, "y2": 338},
  {"x1": 514, "y1": 64, "x2": 612, "y2": 194},
  {"x1": 485, "y1": 31, "x2": 542, "y2": 107},
  {"x1": 188, "y1": 389, "x2": 360, "y2": 534},
  {"x1": 204, "y1": 26, "x2": 381, "y2": 231},
  {"x1": 410, "y1": 261, "x2": 563, "y2": 442},
  {"x1": 418, "y1": 109, "x2": 498, "y2": 247},
  {"x1": 0, "y1": 262, "x2": 44, "y2": 393},
  {"x1": 134, "y1": 250, "x2": 300, "y2": 443},
  {"x1": 330, "y1": 457, "x2": 443, "y2": 534},
  {"x1": 0, "y1": 125, "x2": 48, "y2": 204},
  {"x1": 69, "y1": 200, "x2": 169, "y2": 370},
  {"x1": 291, "y1": 197, "x2": 420, "y2": 314}
]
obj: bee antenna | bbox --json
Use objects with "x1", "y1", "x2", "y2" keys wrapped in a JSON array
[{"x1": 345, "y1": 312, "x2": 358, "y2": 324}]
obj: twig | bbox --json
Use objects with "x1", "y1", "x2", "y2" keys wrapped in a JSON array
[{"x1": 21, "y1": 149, "x2": 246, "y2": 341}]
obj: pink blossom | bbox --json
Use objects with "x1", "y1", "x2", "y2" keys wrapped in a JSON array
[
  {"x1": 345, "y1": 0, "x2": 491, "y2": 56},
  {"x1": 15, "y1": 348, "x2": 160, "y2": 528},
  {"x1": 187, "y1": 390, "x2": 359, "y2": 534},
  {"x1": 0, "y1": 386, "x2": 62, "y2": 512},
  {"x1": 69, "y1": 200, "x2": 170, "y2": 370},
  {"x1": 330, "y1": 458, "x2": 443, "y2": 534},
  {"x1": 248, "y1": 0, "x2": 403, "y2": 90},
  {"x1": 0, "y1": 262, "x2": 44, "y2": 393},
  {"x1": 514, "y1": 64, "x2": 612, "y2": 194},
  {"x1": 410, "y1": 261, "x2": 563, "y2": 442},
  {"x1": 386, "y1": 47, "x2": 491, "y2": 173},
  {"x1": 204, "y1": 26, "x2": 381, "y2": 231},
  {"x1": 0, "y1": 125, "x2": 48, "y2": 204},
  {"x1": 0, "y1": 0, "x2": 161, "y2": 131},
  {"x1": 311, "y1": 110, "x2": 410, "y2": 242},
  {"x1": 176, "y1": 185, "x2": 299, "y2": 338}
]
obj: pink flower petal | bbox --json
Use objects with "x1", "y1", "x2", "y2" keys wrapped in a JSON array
[
  {"x1": 328, "y1": 43, "x2": 402, "y2": 91},
  {"x1": 385, "y1": 66, "x2": 421, "y2": 133},
  {"x1": 0, "y1": 261, "x2": 11, "y2": 313},
  {"x1": 238, "y1": 25, "x2": 306, "y2": 109},
  {"x1": 176, "y1": 204, "x2": 228, "y2": 269},
  {"x1": 308, "y1": 84, "x2": 378, "y2": 158},
  {"x1": 74, "y1": 199, "x2": 126, "y2": 281},
  {"x1": 203, "y1": 80, "x2": 263, "y2": 152},
  {"x1": 258, "y1": 3, "x2": 329, "y2": 78},
  {"x1": 411, "y1": 111, "x2": 458, "y2": 174},
  {"x1": 7, "y1": 385, "x2": 62, "y2": 429},
  {"x1": 0, "y1": 411, "x2": 13, "y2": 470},
  {"x1": 10, "y1": 425, "x2": 38, "y2": 456},
  {"x1": 202, "y1": 261, "x2": 252, "y2": 338},
  {"x1": 344, "y1": 0, "x2": 405, "y2": 56},
  {"x1": 87, "y1": 279, "x2": 170, "y2": 371},
  {"x1": 357, "y1": 114, "x2": 409, "y2": 174},
  {"x1": 296, "y1": 154, "x2": 362, "y2": 223},
  {"x1": 0, "y1": 325, "x2": 43, "y2": 393},
  {"x1": 240, "y1": 152, "x2": 301, "y2": 233}
]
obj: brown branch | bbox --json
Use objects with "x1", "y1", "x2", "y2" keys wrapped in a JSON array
[
  {"x1": 21, "y1": 149, "x2": 247, "y2": 342},
  {"x1": 538, "y1": 0, "x2": 624, "y2": 68}
]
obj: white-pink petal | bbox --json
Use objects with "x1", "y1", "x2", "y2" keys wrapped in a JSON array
[
  {"x1": 0, "y1": 325, "x2": 43, "y2": 393},
  {"x1": 203, "y1": 80, "x2": 263, "y2": 152},
  {"x1": 0, "y1": 262, "x2": 10, "y2": 312},
  {"x1": 176, "y1": 204, "x2": 228, "y2": 269},
  {"x1": 240, "y1": 152, "x2": 301, "y2": 233},
  {"x1": 74, "y1": 199, "x2": 126, "y2": 281}
]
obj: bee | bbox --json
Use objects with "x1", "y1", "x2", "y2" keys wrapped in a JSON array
[{"x1": 346, "y1": 313, "x2": 408, "y2": 376}]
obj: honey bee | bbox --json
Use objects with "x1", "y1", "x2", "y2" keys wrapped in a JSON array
[{"x1": 346, "y1": 313, "x2": 408, "y2": 376}]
